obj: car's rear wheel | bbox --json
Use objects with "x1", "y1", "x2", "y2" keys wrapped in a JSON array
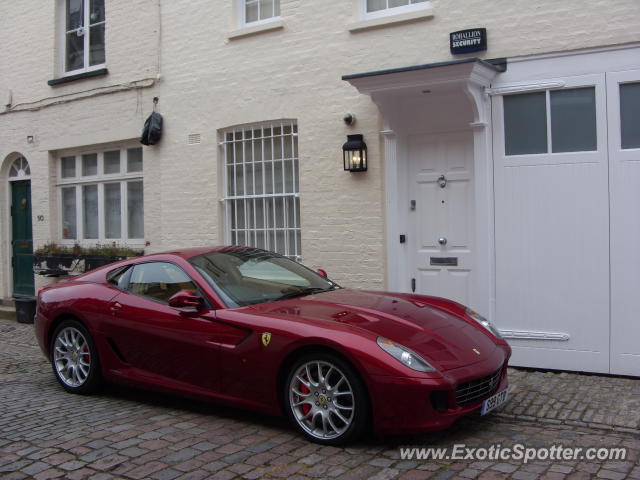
[
  {"x1": 284, "y1": 352, "x2": 368, "y2": 445},
  {"x1": 50, "y1": 320, "x2": 102, "y2": 394}
]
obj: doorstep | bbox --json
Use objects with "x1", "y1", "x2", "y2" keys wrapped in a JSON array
[{"x1": 0, "y1": 302, "x2": 16, "y2": 321}]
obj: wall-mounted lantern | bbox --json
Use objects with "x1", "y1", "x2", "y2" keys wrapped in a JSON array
[{"x1": 342, "y1": 134, "x2": 367, "y2": 172}]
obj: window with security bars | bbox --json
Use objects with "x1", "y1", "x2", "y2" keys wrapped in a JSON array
[{"x1": 222, "y1": 121, "x2": 301, "y2": 261}]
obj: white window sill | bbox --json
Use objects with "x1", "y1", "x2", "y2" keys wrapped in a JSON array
[
  {"x1": 228, "y1": 19, "x2": 284, "y2": 40},
  {"x1": 348, "y1": 7, "x2": 434, "y2": 32}
]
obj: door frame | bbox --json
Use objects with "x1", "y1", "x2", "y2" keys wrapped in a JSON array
[{"x1": 377, "y1": 67, "x2": 497, "y2": 319}]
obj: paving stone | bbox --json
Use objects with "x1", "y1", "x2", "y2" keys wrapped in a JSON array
[
  {"x1": 64, "y1": 468, "x2": 99, "y2": 480},
  {"x1": 119, "y1": 446, "x2": 149, "y2": 457},
  {"x1": 491, "y1": 463, "x2": 518, "y2": 473},
  {"x1": 33, "y1": 469, "x2": 65, "y2": 480},
  {"x1": 597, "y1": 470, "x2": 628, "y2": 480},
  {"x1": 458, "y1": 469, "x2": 481, "y2": 479},
  {"x1": 126, "y1": 461, "x2": 169, "y2": 479},
  {"x1": 550, "y1": 464, "x2": 574, "y2": 474},
  {"x1": 162, "y1": 448, "x2": 201, "y2": 464},
  {"x1": 369, "y1": 457, "x2": 395, "y2": 467},
  {"x1": 58, "y1": 460, "x2": 87, "y2": 471},
  {"x1": 20, "y1": 461, "x2": 50, "y2": 476},
  {"x1": 89, "y1": 454, "x2": 128, "y2": 471},
  {"x1": 150, "y1": 468, "x2": 183, "y2": 480}
]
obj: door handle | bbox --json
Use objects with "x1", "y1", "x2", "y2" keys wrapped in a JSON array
[
  {"x1": 438, "y1": 237, "x2": 447, "y2": 246},
  {"x1": 110, "y1": 302, "x2": 122, "y2": 312}
]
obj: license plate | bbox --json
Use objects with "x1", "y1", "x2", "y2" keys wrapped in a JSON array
[{"x1": 480, "y1": 388, "x2": 508, "y2": 415}]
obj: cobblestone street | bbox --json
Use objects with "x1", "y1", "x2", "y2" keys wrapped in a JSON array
[{"x1": 1, "y1": 318, "x2": 638, "y2": 480}]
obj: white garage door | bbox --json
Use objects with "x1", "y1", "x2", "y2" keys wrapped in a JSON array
[
  {"x1": 493, "y1": 70, "x2": 640, "y2": 376},
  {"x1": 608, "y1": 69, "x2": 640, "y2": 376}
]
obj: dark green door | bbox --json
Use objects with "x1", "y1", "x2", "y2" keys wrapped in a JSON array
[{"x1": 11, "y1": 180, "x2": 34, "y2": 296}]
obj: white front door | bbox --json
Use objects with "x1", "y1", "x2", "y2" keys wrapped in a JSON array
[
  {"x1": 408, "y1": 131, "x2": 474, "y2": 305},
  {"x1": 607, "y1": 69, "x2": 640, "y2": 376}
]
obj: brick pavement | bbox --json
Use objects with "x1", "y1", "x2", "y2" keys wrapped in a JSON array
[{"x1": 1, "y1": 318, "x2": 638, "y2": 479}]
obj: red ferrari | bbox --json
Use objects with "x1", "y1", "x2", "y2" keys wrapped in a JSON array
[{"x1": 35, "y1": 246, "x2": 511, "y2": 444}]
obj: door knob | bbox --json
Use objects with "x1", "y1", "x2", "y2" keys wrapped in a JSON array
[
  {"x1": 438, "y1": 237, "x2": 447, "y2": 246},
  {"x1": 437, "y1": 175, "x2": 447, "y2": 188}
]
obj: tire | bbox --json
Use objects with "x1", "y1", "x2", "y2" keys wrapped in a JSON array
[
  {"x1": 50, "y1": 320, "x2": 102, "y2": 394},
  {"x1": 284, "y1": 352, "x2": 369, "y2": 445}
]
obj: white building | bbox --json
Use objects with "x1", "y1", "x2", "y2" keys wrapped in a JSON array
[{"x1": 1, "y1": 0, "x2": 639, "y2": 375}]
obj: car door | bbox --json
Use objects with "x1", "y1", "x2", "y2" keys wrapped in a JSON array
[{"x1": 105, "y1": 261, "x2": 222, "y2": 392}]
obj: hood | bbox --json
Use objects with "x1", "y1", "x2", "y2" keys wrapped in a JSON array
[{"x1": 251, "y1": 289, "x2": 497, "y2": 371}]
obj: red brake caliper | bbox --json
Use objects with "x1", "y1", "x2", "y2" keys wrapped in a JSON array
[{"x1": 300, "y1": 377, "x2": 311, "y2": 415}]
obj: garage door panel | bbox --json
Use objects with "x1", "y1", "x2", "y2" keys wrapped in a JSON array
[
  {"x1": 608, "y1": 70, "x2": 640, "y2": 376},
  {"x1": 495, "y1": 163, "x2": 610, "y2": 358},
  {"x1": 493, "y1": 74, "x2": 610, "y2": 373}
]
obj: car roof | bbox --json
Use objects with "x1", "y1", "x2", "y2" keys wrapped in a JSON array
[{"x1": 145, "y1": 245, "x2": 260, "y2": 260}]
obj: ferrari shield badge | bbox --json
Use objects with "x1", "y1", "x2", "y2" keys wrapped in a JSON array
[{"x1": 261, "y1": 332, "x2": 272, "y2": 347}]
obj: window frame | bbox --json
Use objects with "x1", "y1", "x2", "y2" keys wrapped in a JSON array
[
  {"x1": 503, "y1": 87, "x2": 598, "y2": 156},
  {"x1": 239, "y1": 0, "x2": 281, "y2": 27},
  {"x1": 219, "y1": 120, "x2": 301, "y2": 261},
  {"x1": 58, "y1": 0, "x2": 106, "y2": 76},
  {"x1": 493, "y1": 73, "x2": 607, "y2": 166},
  {"x1": 361, "y1": 0, "x2": 431, "y2": 20},
  {"x1": 56, "y1": 145, "x2": 144, "y2": 246}
]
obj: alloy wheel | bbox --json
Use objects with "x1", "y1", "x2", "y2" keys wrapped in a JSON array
[
  {"x1": 53, "y1": 326, "x2": 92, "y2": 388},
  {"x1": 288, "y1": 360, "x2": 355, "y2": 440}
]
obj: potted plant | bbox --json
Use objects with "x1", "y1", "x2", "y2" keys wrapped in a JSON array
[{"x1": 34, "y1": 242, "x2": 143, "y2": 277}]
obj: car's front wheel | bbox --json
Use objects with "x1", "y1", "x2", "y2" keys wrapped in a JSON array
[
  {"x1": 50, "y1": 320, "x2": 102, "y2": 394},
  {"x1": 284, "y1": 352, "x2": 368, "y2": 445}
]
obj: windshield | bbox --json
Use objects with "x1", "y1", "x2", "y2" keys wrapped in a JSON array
[{"x1": 189, "y1": 248, "x2": 340, "y2": 307}]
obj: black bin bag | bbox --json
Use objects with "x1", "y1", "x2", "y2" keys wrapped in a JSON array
[{"x1": 140, "y1": 112, "x2": 163, "y2": 145}]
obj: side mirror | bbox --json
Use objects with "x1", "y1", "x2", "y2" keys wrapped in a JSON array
[
  {"x1": 168, "y1": 290, "x2": 204, "y2": 309},
  {"x1": 316, "y1": 268, "x2": 328, "y2": 278}
]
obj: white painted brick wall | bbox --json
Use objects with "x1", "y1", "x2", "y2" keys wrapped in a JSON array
[{"x1": 1, "y1": 0, "x2": 638, "y2": 297}]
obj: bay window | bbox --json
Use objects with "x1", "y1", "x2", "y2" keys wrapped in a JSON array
[{"x1": 58, "y1": 146, "x2": 144, "y2": 243}]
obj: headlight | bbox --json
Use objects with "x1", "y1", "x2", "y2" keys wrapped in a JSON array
[
  {"x1": 466, "y1": 308, "x2": 503, "y2": 339},
  {"x1": 377, "y1": 337, "x2": 436, "y2": 372}
]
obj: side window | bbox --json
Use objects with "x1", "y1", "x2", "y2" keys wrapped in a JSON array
[
  {"x1": 128, "y1": 262, "x2": 198, "y2": 304},
  {"x1": 107, "y1": 266, "x2": 131, "y2": 289}
]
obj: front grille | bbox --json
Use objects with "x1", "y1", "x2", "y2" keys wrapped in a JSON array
[{"x1": 455, "y1": 369, "x2": 502, "y2": 406}]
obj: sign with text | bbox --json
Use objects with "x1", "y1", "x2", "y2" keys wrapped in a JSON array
[{"x1": 450, "y1": 28, "x2": 487, "y2": 54}]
